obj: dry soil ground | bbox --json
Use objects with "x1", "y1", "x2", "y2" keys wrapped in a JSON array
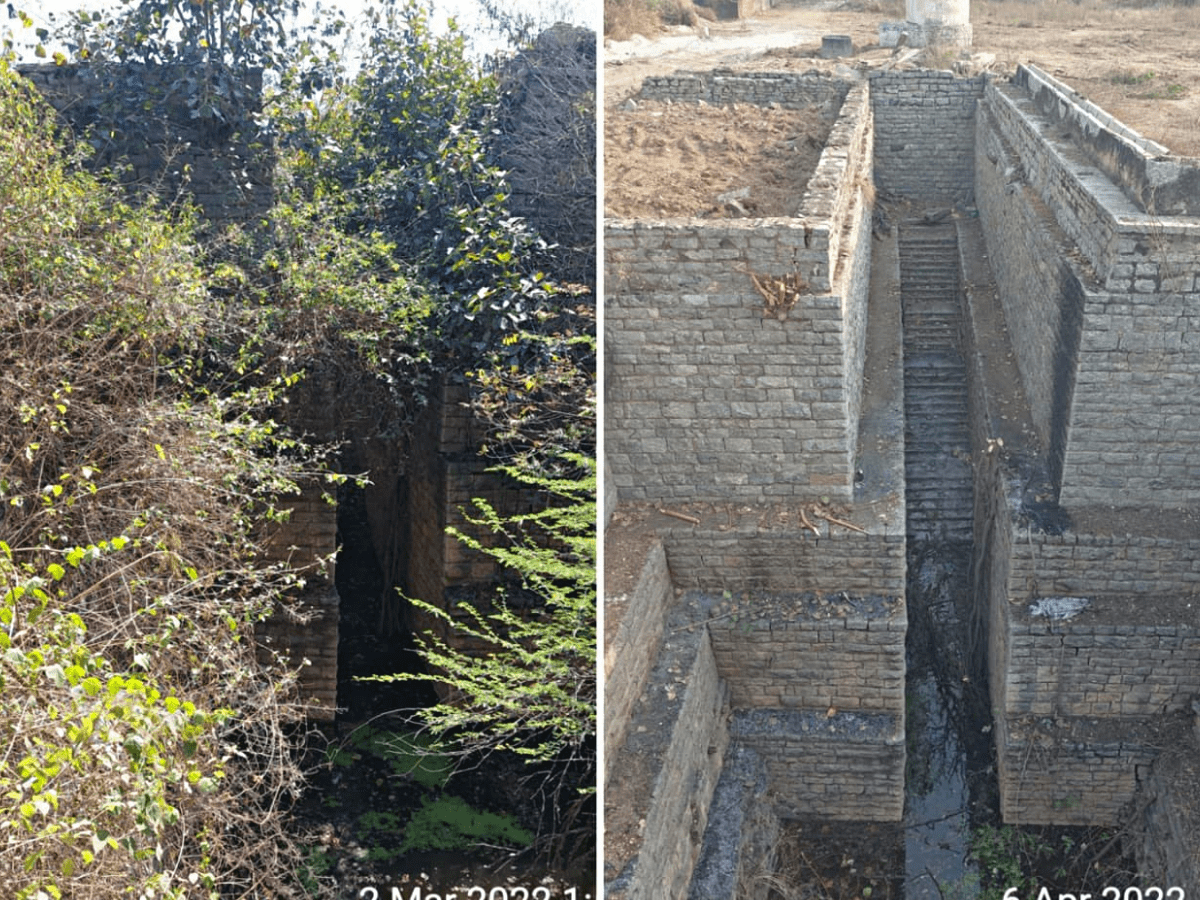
[{"x1": 604, "y1": 0, "x2": 1200, "y2": 209}]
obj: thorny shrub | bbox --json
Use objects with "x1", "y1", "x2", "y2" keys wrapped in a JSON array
[{"x1": 0, "y1": 58, "x2": 334, "y2": 899}]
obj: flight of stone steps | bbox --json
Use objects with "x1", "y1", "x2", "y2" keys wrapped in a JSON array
[{"x1": 899, "y1": 222, "x2": 975, "y2": 545}]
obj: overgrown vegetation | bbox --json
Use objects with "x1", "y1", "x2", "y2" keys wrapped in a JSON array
[
  {"x1": 0, "y1": 57, "x2": 328, "y2": 898},
  {"x1": 0, "y1": 0, "x2": 595, "y2": 892}
]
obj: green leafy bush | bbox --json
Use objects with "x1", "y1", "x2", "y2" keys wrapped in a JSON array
[{"x1": 400, "y1": 795, "x2": 532, "y2": 853}]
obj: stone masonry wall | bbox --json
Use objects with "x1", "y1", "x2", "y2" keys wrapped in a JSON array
[
  {"x1": 975, "y1": 103, "x2": 1086, "y2": 490},
  {"x1": 708, "y1": 594, "x2": 905, "y2": 714},
  {"x1": 978, "y1": 68, "x2": 1200, "y2": 507},
  {"x1": 257, "y1": 483, "x2": 339, "y2": 720},
  {"x1": 604, "y1": 538, "x2": 672, "y2": 786},
  {"x1": 606, "y1": 79, "x2": 874, "y2": 504},
  {"x1": 869, "y1": 70, "x2": 985, "y2": 204},
  {"x1": 656, "y1": 511, "x2": 905, "y2": 595},
  {"x1": 638, "y1": 69, "x2": 848, "y2": 113},
  {"x1": 1001, "y1": 531, "x2": 1200, "y2": 718},
  {"x1": 705, "y1": 588, "x2": 906, "y2": 821},
  {"x1": 731, "y1": 708, "x2": 905, "y2": 821},
  {"x1": 996, "y1": 714, "x2": 1162, "y2": 825},
  {"x1": 607, "y1": 616, "x2": 730, "y2": 900}
]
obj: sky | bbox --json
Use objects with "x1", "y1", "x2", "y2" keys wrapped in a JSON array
[{"x1": 9, "y1": 0, "x2": 599, "y2": 64}]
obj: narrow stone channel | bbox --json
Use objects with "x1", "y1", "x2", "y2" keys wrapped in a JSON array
[{"x1": 899, "y1": 218, "x2": 992, "y2": 897}]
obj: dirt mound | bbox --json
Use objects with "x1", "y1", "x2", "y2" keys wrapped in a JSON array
[{"x1": 605, "y1": 99, "x2": 834, "y2": 218}]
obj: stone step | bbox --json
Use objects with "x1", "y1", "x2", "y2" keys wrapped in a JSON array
[{"x1": 899, "y1": 223, "x2": 974, "y2": 543}]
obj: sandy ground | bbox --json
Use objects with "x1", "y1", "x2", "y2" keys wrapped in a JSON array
[{"x1": 603, "y1": 0, "x2": 1200, "y2": 157}]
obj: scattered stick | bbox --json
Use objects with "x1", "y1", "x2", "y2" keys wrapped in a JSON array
[
  {"x1": 657, "y1": 508, "x2": 700, "y2": 526},
  {"x1": 815, "y1": 510, "x2": 866, "y2": 533},
  {"x1": 797, "y1": 505, "x2": 820, "y2": 537},
  {"x1": 669, "y1": 609, "x2": 737, "y2": 633}
]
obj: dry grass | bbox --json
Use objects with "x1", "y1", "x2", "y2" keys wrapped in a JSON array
[
  {"x1": 605, "y1": 0, "x2": 715, "y2": 38},
  {"x1": 605, "y1": 0, "x2": 665, "y2": 39}
]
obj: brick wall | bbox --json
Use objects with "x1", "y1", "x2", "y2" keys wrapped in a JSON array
[
  {"x1": 256, "y1": 482, "x2": 339, "y2": 720},
  {"x1": 606, "y1": 79, "x2": 874, "y2": 505},
  {"x1": 869, "y1": 70, "x2": 985, "y2": 204},
  {"x1": 406, "y1": 378, "x2": 542, "y2": 665}
]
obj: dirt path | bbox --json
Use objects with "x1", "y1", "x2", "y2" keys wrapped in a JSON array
[{"x1": 604, "y1": 0, "x2": 1200, "y2": 156}]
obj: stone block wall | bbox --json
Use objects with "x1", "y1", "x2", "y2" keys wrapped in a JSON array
[
  {"x1": 606, "y1": 79, "x2": 874, "y2": 505},
  {"x1": 999, "y1": 531, "x2": 1200, "y2": 718},
  {"x1": 974, "y1": 106, "x2": 1086, "y2": 490},
  {"x1": 1012, "y1": 65, "x2": 1200, "y2": 216},
  {"x1": 705, "y1": 592, "x2": 906, "y2": 822},
  {"x1": 607, "y1": 615, "x2": 730, "y2": 900},
  {"x1": 638, "y1": 70, "x2": 848, "y2": 113},
  {"x1": 996, "y1": 715, "x2": 1161, "y2": 825},
  {"x1": 707, "y1": 594, "x2": 905, "y2": 714},
  {"x1": 604, "y1": 538, "x2": 672, "y2": 785},
  {"x1": 731, "y1": 709, "x2": 905, "y2": 821},
  {"x1": 977, "y1": 66, "x2": 1200, "y2": 507},
  {"x1": 653, "y1": 509, "x2": 905, "y2": 595},
  {"x1": 869, "y1": 70, "x2": 985, "y2": 204}
]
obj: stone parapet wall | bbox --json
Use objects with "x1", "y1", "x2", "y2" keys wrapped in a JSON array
[
  {"x1": 688, "y1": 744, "x2": 778, "y2": 900},
  {"x1": 606, "y1": 615, "x2": 730, "y2": 900},
  {"x1": 1013, "y1": 64, "x2": 1200, "y2": 217},
  {"x1": 869, "y1": 70, "x2": 985, "y2": 204},
  {"x1": 637, "y1": 70, "x2": 848, "y2": 113}
]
